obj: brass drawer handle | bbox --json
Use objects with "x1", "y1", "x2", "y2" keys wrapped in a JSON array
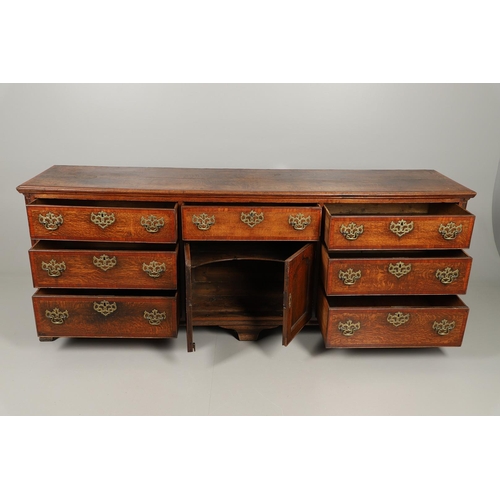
[
  {"x1": 90, "y1": 210, "x2": 116, "y2": 229},
  {"x1": 435, "y1": 267, "x2": 459, "y2": 284},
  {"x1": 41, "y1": 259, "x2": 66, "y2": 277},
  {"x1": 387, "y1": 312, "x2": 410, "y2": 327},
  {"x1": 288, "y1": 213, "x2": 311, "y2": 230},
  {"x1": 339, "y1": 268, "x2": 361, "y2": 285},
  {"x1": 192, "y1": 213, "x2": 215, "y2": 231},
  {"x1": 241, "y1": 210, "x2": 264, "y2": 228},
  {"x1": 340, "y1": 222, "x2": 364, "y2": 240},
  {"x1": 390, "y1": 219, "x2": 414, "y2": 237},
  {"x1": 338, "y1": 320, "x2": 361, "y2": 336},
  {"x1": 141, "y1": 215, "x2": 165, "y2": 233},
  {"x1": 144, "y1": 309, "x2": 167, "y2": 326},
  {"x1": 142, "y1": 261, "x2": 166, "y2": 278},
  {"x1": 93, "y1": 254, "x2": 117, "y2": 271},
  {"x1": 388, "y1": 261, "x2": 412, "y2": 278},
  {"x1": 45, "y1": 307, "x2": 69, "y2": 325},
  {"x1": 39, "y1": 212, "x2": 64, "y2": 231},
  {"x1": 439, "y1": 222, "x2": 463, "y2": 240},
  {"x1": 93, "y1": 300, "x2": 117, "y2": 316},
  {"x1": 433, "y1": 319, "x2": 456, "y2": 336}
]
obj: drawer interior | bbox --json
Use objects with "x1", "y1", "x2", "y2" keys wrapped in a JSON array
[
  {"x1": 30, "y1": 241, "x2": 177, "y2": 252},
  {"x1": 324, "y1": 295, "x2": 467, "y2": 309},
  {"x1": 325, "y1": 202, "x2": 471, "y2": 216},
  {"x1": 29, "y1": 199, "x2": 176, "y2": 209},
  {"x1": 34, "y1": 289, "x2": 177, "y2": 298},
  {"x1": 325, "y1": 249, "x2": 470, "y2": 259}
]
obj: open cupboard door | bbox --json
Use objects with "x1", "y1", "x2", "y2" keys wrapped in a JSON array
[{"x1": 283, "y1": 243, "x2": 315, "y2": 346}]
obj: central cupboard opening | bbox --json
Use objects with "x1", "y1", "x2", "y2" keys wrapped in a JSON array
[{"x1": 184, "y1": 241, "x2": 315, "y2": 351}]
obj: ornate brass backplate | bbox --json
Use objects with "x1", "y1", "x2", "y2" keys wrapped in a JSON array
[
  {"x1": 41, "y1": 259, "x2": 66, "y2": 277},
  {"x1": 93, "y1": 300, "x2": 117, "y2": 316},
  {"x1": 388, "y1": 261, "x2": 412, "y2": 278},
  {"x1": 338, "y1": 268, "x2": 362, "y2": 285},
  {"x1": 338, "y1": 319, "x2": 361, "y2": 336},
  {"x1": 390, "y1": 219, "x2": 414, "y2": 237},
  {"x1": 288, "y1": 213, "x2": 311, "y2": 230},
  {"x1": 93, "y1": 254, "x2": 117, "y2": 271},
  {"x1": 439, "y1": 221, "x2": 462, "y2": 240},
  {"x1": 435, "y1": 267, "x2": 459, "y2": 284},
  {"x1": 142, "y1": 261, "x2": 166, "y2": 278},
  {"x1": 45, "y1": 307, "x2": 69, "y2": 324},
  {"x1": 90, "y1": 210, "x2": 116, "y2": 229},
  {"x1": 144, "y1": 309, "x2": 167, "y2": 326},
  {"x1": 140, "y1": 215, "x2": 165, "y2": 233},
  {"x1": 39, "y1": 212, "x2": 64, "y2": 231},
  {"x1": 432, "y1": 319, "x2": 456, "y2": 336},
  {"x1": 240, "y1": 210, "x2": 264, "y2": 228},
  {"x1": 387, "y1": 311, "x2": 410, "y2": 327},
  {"x1": 340, "y1": 222, "x2": 364, "y2": 240},
  {"x1": 192, "y1": 213, "x2": 215, "y2": 231}
]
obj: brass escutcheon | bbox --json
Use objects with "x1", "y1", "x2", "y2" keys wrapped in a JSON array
[
  {"x1": 192, "y1": 213, "x2": 215, "y2": 231},
  {"x1": 339, "y1": 268, "x2": 362, "y2": 285},
  {"x1": 93, "y1": 254, "x2": 117, "y2": 271},
  {"x1": 439, "y1": 221, "x2": 463, "y2": 240},
  {"x1": 141, "y1": 215, "x2": 165, "y2": 233},
  {"x1": 288, "y1": 213, "x2": 311, "y2": 231},
  {"x1": 41, "y1": 259, "x2": 66, "y2": 277},
  {"x1": 435, "y1": 267, "x2": 459, "y2": 285},
  {"x1": 338, "y1": 319, "x2": 361, "y2": 336},
  {"x1": 45, "y1": 308, "x2": 69, "y2": 325},
  {"x1": 93, "y1": 300, "x2": 117, "y2": 316},
  {"x1": 340, "y1": 222, "x2": 364, "y2": 241},
  {"x1": 142, "y1": 261, "x2": 166, "y2": 278},
  {"x1": 387, "y1": 311, "x2": 410, "y2": 327},
  {"x1": 90, "y1": 210, "x2": 116, "y2": 229},
  {"x1": 433, "y1": 319, "x2": 456, "y2": 336},
  {"x1": 390, "y1": 219, "x2": 414, "y2": 237},
  {"x1": 388, "y1": 261, "x2": 412, "y2": 279},
  {"x1": 144, "y1": 309, "x2": 167, "y2": 326},
  {"x1": 39, "y1": 212, "x2": 64, "y2": 231},
  {"x1": 240, "y1": 210, "x2": 264, "y2": 228}
]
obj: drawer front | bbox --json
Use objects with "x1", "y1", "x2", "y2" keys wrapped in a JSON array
[
  {"x1": 321, "y1": 247, "x2": 472, "y2": 295},
  {"x1": 29, "y1": 246, "x2": 178, "y2": 289},
  {"x1": 324, "y1": 207, "x2": 475, "y2": 250},
  {"x1": 181, "y1": 205, "x2": 321, "y2": 241},
  {"x1": 27, "y1": 204, "x2": 177, "y2": 243},
  {"x1": 317, "y1": 293, "x2": 469, "y2": 348},
  {"x1": 33, "y1": 293, "x2": 178, "y2": 338}
]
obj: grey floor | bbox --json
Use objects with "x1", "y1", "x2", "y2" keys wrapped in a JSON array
[{"x1": 1, "y1": 272, "x2": 499, "y2": 415}]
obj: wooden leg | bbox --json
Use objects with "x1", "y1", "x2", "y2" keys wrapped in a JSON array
[
  {"x1": 233, "y1": 326, "x2": 261, "y2": 341},
  {"x1": 39, "y1": 336, "x2": 58, "y2": 342}
]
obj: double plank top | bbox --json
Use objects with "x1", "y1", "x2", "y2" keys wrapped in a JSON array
[{"x1": 17, "y1": 165, "x2": 476, "y2": 202}]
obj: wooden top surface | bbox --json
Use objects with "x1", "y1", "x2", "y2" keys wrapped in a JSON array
[{"x1": 17, "y1": 165, "x2": 476, "y2": 201}]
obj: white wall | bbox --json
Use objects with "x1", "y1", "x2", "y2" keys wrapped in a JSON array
[{"x1": 2, "y1": 83, "x2": 500, "y2": 281}]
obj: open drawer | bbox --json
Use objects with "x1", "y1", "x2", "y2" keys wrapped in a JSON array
[
  {"x1": 33, "y1": 289, "x2": 178, "y2": 339},
  {"x1": 323, "y1": 203, "x2": 475, "y2": 250},
  {"x1": 29, "y1": 241, "x2": 178, "y2": 289},
  {"x1": 27, "y1": 199, "x2": 178, "y2": 243},
  {"x1": 317, "y1": 291, "x2": 469, "y2": 348}
]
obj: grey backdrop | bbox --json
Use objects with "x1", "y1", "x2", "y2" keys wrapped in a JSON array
[{"x1": 2, "y1": 83, "x2": 500, "y2": 280}]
